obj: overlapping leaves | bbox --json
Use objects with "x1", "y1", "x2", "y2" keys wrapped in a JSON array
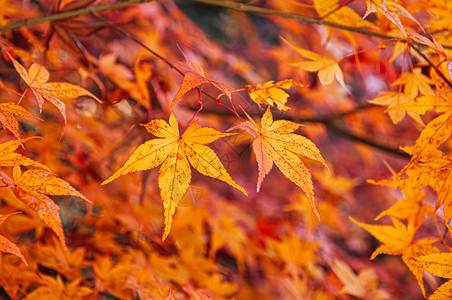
[
  {"x1": 8, "y1": 53, "x2": 100, "y2": 124},
  {"x1": 245, "y1": 79, "x2": 303, "y2": 111},
  {"x1": 1, "y1": 163, "x2": 91, "y2": 250},
  {"x1": 0, "y1": 212, "x2": 27, "y2": 266},
  {"x1": 102, "y1": 113, "x2": 247, "y2": 240}
]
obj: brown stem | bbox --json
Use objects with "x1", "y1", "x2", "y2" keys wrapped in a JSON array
[
  {"x1": 189, "y1": 105, "x2": 411, "y2": 159},
  {"x1": 192, "y1": 0, "x2": 452, "y2": 50},
  {"x1": 0, "y1": 0, "x2": 157, "y2": 32}
]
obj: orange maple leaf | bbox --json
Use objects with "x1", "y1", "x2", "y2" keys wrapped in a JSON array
[
  {"x1": 170, "y1": 48, "x2": 235, "y2": 110},
  {"x1": 228, "y1": 107, "x2": 328, "y2": 219},
  {"x1": 0, "y1": 137, "x2": 50, "y2": 171},
  {"x1": 0, "y1": 212, "x2": 28, "y2": 266},
  {"x1": 8, "y1": 53, "x2": 100, "y2": 124},
  {"x1": 0, "y1": 102, "x2": 41, "y2": 143},
  {"x1": 102, "y1": 113, "x2": 246, "y2": 240},
  {"x1": 1, "y1": 163, "x2": 91, "y2": 250}
]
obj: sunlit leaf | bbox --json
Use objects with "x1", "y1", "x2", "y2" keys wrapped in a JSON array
[
  {"x1": 282, "y1": 37, "x2": 349, "y2": 92},
  {"x1": 170, "y1": 49, "x2": 234, "y2": 110},
  {"x1": 5, "y1": 164, "x2": 91, "y2": 250},
  {"x1": 0, "y1": 212, "x2": 28, "y2": 266},
  {"x1": 102, "y1": 113, "x2": 246, "y2": 240},
  {"x1": 245, "y1": 79, "x2": 304, "y2": 111},
  {"x1": 0, "y1": 102, "x2": 40, "y2": 142},
  {"x1": 228, "y1": 107, "x2": 328, "y2": 219},
  {"x1": 0, "y1": 137, "x2": 50, "y2": 171},
  {"x1": 8, "y1": 53, "x2": 100, "y2": 124}
]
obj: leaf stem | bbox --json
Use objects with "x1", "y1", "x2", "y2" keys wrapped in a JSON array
[
  {"x1": 92, "y1": 12, "x2": 243, "y2": 120},
  {"x1": 90, "y1": 12, "x2": 184, "y2": 77}
]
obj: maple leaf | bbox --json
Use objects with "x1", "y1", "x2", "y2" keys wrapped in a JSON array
[
  {"x1": 0, "y1": 0, "x2": 20, "y2": 27},
  {"x1": 0, "y1": 212, "x2": 28, "y2": 266},
  {"x1": 407, "y1": 253, "x2": 452, "y2": 298},
  {"x1": 281, "y1": 37, "x2": 349, "y2": 92},
  {"x1": 170, "y1": 48, "x2": 234, "y2": 110},
  {"x1": 393, "y1": 68, "x2": 435, "y2": 100},
  {"x1": 245, "y1": 79, "x2": 304, "y2": 111},
  {"x1": 314, "y1": 0, "x2": 378, "y2": 29},
  {"x1": 1, "y1": 163, "x2": 91, "y2": 250},
  {"x1": 374, "y1": 190, "x2": 434, "y2": 229},
  {"x1": 390, "y1": 92, "x2": 452, "y2": 115},
  {"x1": 331, "y1": 259, "x2": 390, "y2": 299},
  {"x1": 402, "y1": 112, "x2": 452, "y2": 170},
  {"x1": 0, "y1": 102, "x2": 40, "y2": 142},
  {"x1": 368, "y1": 91, "x2": 424, "y2": 124},
  {"x1": 24, "y1": 275, "x2": 93, "y2": 299},
  {"x1": 0, "y1": 137, "x2": 51, "y2": 171},
  {"x1": 8, "y1": 53, "x2": 100, "y2": 124},
  {"x1": 350, "y1": 217, "x2": 416, "y2": 258},
  {"x1": 102, "y1": 113, "x2": 247, "y2": 240},
  {"x1": 363, "y1": 0, "x2": 424, "y2": 37},
  {"x1": 47, "y1": 0, "x2": 104, "y2": 60},
  {"x1": 351, "y1": 217, "x2": 440, "y2": 296},
  {"x1": 228, "y1": 107, "x2": 328, "y2": 219}
]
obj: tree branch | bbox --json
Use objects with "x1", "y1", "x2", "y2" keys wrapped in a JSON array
[
  {"x1": 0, "y1": 0, "x2": 157, "y2": 32},
  {"x1": 410, "y1": 43, "x2": 452, "y2": 89},
  {"x1": 192, "y1": 0, "x2": 452, "y2": 50},
  {"x1": 191, "y1": 105, "x2": 411, "y2": 159}
]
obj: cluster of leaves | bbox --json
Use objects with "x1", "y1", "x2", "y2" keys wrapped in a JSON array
[{"x1": 0, "y1": 0, "x2": 451, "y2": 299}]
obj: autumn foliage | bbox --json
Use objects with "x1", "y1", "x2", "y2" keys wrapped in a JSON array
[{"x1": 0, "y1": 0, "x2": 452, "y2": 299}]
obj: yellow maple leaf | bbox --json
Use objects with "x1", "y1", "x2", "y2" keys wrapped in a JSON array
[
  {"x1": 245, "y1": 79, "x2": 304, "y2": 111},
  {"x1": 363, "y1": 0, "x2": 424, "y2": 37},
  {"x1": 403, "y1": 112, "x2": 452, "y2": 167},
  {"x1": 8, "y1": 53, "x2": 100, "y2": 124},
  {"x1": 314, "y1": 0, "x2": 378, "y2": 30},
  {"x1": 228, "y1": 107, "x2": 328, "y2": 219},
  {"x1": 402, "y1": 239, "x2": 440, "y2": 297},
  {"x1": 281, "y1": 37, "x2": 349, "y2": 92},
  {"x1": 393, "y1": 68, "x2": 435, "y2": 100},
  {"x1": 331, "y1": 259, "x2": 390, "y2": 299},
  {"x1": 102, "y1": 113, "x2": 247, "y2": 240},
  {"x1": 0, "y1": 102, "x2": 40, "y2": 143},
  {"x1": 3, "y1": 164, "x2": 91, "y2": 250},
  {"x1": 374, "y1": 190, "x2": 434, "y2": 229},
  {"x1": 351, "y1": 216, "x2": 440, "y2": 297},
  {"x1": 369, "y1": 91, "x2": 424, "y2": 124},
  {"x1": 0, "y1": 137, "x2": 50, "y2": 171},
  {"x1": 0, "y1": 212, "x2": 28, "y2": 266},
  {"x1": 390, "y1": 93, "x2": 452, "y2": 115},
  {"x1": 407, "y1": 253, "x2": 452, "y2": 298},
  {"x1": 350, "y1": 217, "x2": 415, "y2": 259}
]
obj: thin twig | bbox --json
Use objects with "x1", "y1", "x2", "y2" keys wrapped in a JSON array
[
  {"x1": 410, "y1": 43, "x2": 452, "y2": 89},
  {"x1": 0, "y1": 0, "x2": 157, "y2": 32},
  {"x1": 189, "y1": 105, "x2": 411, "y2": 159},
  {"x1": 192, "y1": 0, "x2": 452, "y2": 50},
  {"x1": 90, "y1": 12, "x2": 184, "y2": 77},
  {"x1": 92, "y1": 12, "x2": 242, "y2": 119},
  {"x1": 326, "y1": 121, "x2": 411, "y2": 158}
]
